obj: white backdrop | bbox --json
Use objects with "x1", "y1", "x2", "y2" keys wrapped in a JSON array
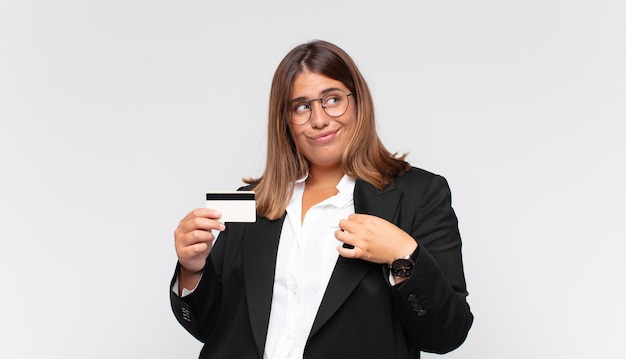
[{"x1": 1, "y1": 1, "x2": 624, "y2": 358}]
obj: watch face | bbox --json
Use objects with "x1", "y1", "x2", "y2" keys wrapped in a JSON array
[{"x1": 391, "y1": 258, "x2": 414, "y2": 278}]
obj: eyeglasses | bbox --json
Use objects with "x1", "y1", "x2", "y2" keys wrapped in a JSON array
[{"x1": 287, "y1": 90, "x2": 352, "y2": 126}]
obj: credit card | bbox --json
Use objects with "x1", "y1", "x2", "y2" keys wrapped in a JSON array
[{"x1": 205, "y1": 191, "x2": 256, "y2": 223}]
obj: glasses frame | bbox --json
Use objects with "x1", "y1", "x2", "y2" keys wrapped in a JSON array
[{"x1": 287, "y1": 91, "x2": 352, "y2": 126}]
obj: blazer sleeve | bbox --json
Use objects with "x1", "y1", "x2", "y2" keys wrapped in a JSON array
[
  {"x1": 170, "y1": 229, "x2": 228, "y2": 342},
  {"x1": 391, "y1": 174, "x2": 473, "y2": 353}
]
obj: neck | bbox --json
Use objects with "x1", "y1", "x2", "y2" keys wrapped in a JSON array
[{"x1": 307, "y1": 165, "x2": 344, "y2": 189}]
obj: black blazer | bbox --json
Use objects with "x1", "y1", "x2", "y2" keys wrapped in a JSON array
[{"x1": 171, "y1": 167, "x2": 473, "y2": 358}]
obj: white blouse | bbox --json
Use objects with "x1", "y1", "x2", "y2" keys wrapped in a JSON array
[{"x1": 263, "y1": 175, "x2": 356, "y2": 359}]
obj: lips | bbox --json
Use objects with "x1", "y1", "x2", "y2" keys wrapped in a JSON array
[{"x1": 309, "y1": 130, "x2": 338, "y2": 143}]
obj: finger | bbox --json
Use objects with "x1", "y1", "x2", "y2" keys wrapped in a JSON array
[
  {"x1": 194, "y1": 207, "x2": 223, "y2": 218},
  {"x1": 176, "y1": 241, "x2": 209, "y2": 259},
  {"x1": 180, "y1": 208, "x2": 223, "y2": 223},
  {"x1": 345, "y1": 213, "x2": 371, "y2": 223},
  {"x1": 338, "y1": 218, "x2": 360, "y2": 234},
  {"x1": 186, "y1": 228, "x2": 215, "y2": 244},
  {"x1": 335, "y1": 228, "x2": 356, "y2": 248},
  {"x1": 178, "y1": 216, "x2": 225, "y2": 235},
  {"x1": 336, "y1": 245, "x2": 369, "y2": 261},
  {"x1": 178, "y1": 241, "x2": 211, "y2": 257},
  {"x1": 336, "y1": 245, "x2": 357, "y2": 259}
]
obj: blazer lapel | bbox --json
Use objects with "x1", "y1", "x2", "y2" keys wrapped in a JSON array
[
  {"x1": 243, "y1": 215, "x2": 286, "y2": 357},
  {"x1": 309, "y1": 178, "x2": 401, "y2": 338},
  {"x1": 352, "y1": 178, "x2": 400, "y2": 222}
]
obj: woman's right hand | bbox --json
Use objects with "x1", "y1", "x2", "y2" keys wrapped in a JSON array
[{"x1": 174, "y1": 208, "x2": 225, "y2": 279}]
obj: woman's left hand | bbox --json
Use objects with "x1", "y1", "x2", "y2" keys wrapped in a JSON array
[{"x1": 335, "y1": 214, "x2": 417, "y2": 265}]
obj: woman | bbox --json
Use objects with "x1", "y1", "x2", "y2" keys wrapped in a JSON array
[{"x1": 171, "y1": 40, "x2": 473, "y2": 359}]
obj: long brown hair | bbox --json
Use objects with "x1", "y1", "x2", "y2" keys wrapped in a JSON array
[{"x1": 245, "y1": 40, "x2": 409, "y2": 220}]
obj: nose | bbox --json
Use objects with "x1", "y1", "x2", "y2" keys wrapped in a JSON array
[{"x1": 308, "y1": 100, "x2": 329, "y2": 128}]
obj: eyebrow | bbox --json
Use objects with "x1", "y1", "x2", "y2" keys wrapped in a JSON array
[{"x1": 289, "y1": 87, "x2": 344, "y2": 103}]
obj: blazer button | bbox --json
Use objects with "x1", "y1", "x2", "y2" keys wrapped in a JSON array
[
  {"x1": 181, "y1": 307, "x2": 192, "y2": 322},
  {"x1": 407, "y1": 294, "x2": 427, "y2": 316}
]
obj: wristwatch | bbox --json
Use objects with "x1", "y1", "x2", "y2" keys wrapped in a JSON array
[{"x1": 389, "y1": 246, "x2": 420, "y2": 278}]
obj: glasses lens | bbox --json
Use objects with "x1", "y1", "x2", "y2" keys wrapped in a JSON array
[
  {"x1": 290, "y1": 101, "x2": 311, "y2": 125},
  {"x1": 322, "y1": 91, "x2": 350, "y2": 117}
]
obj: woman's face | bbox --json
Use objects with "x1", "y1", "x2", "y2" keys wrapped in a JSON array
[{"x1": 287, "y1": 71, "x2": 357, "y2": 171}]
